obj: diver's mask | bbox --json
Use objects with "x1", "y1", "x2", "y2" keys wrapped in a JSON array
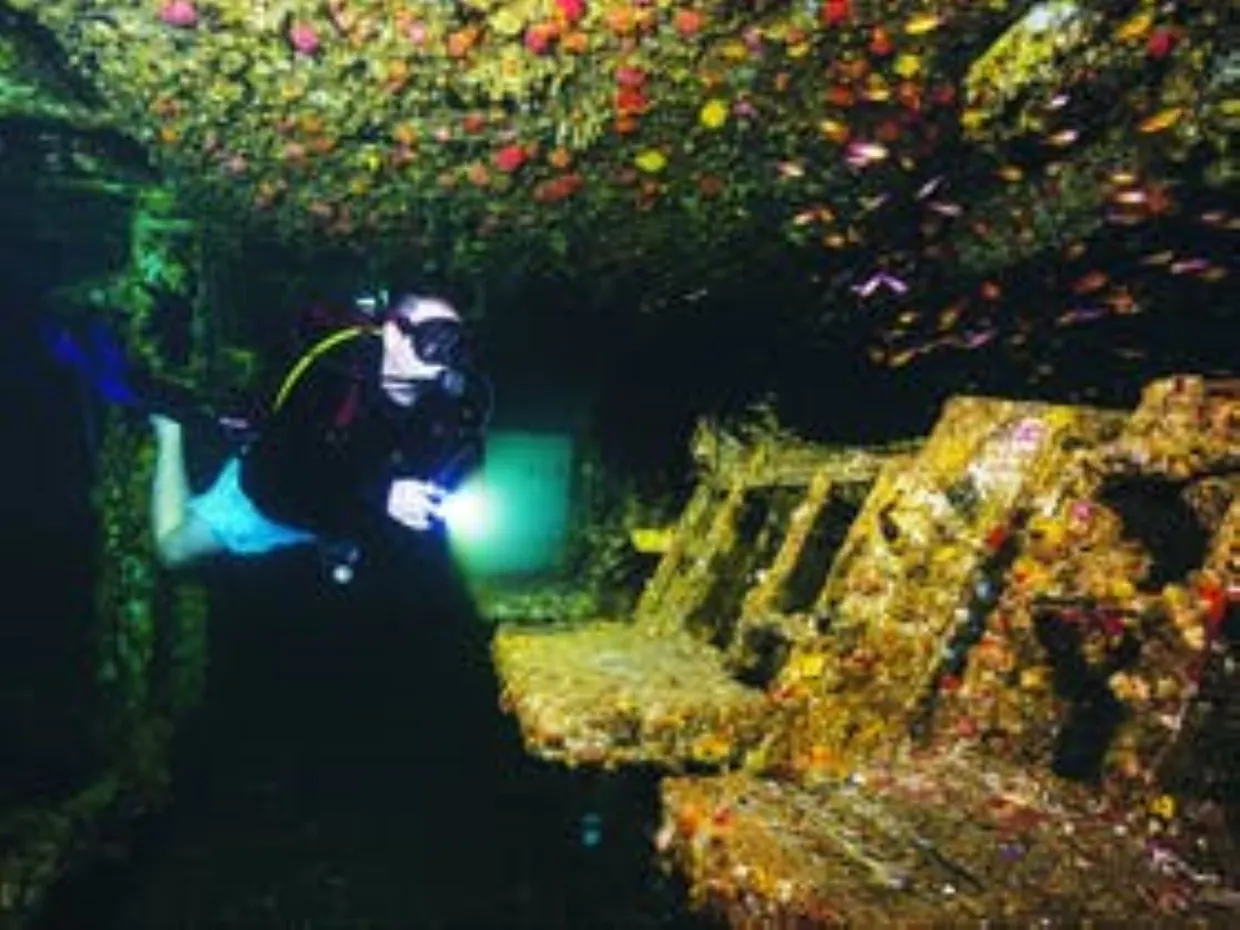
[{"x1": 385, "y1": 314, "x2": 474, "y2": 401}]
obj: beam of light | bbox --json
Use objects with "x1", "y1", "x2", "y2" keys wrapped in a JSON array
[
  {"x1": 440, "y1": 480, "x2": 491, "y2": 541},
  {"x1": 446, "y1": 432, "x2": 573, "y2": 578}
]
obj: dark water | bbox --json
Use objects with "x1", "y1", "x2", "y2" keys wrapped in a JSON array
[
  {"x1": 31, "y1": 541, "x2": 711, "y2": 930},
  {"x1": 0, "y1": 250, "x2": 104, "y2": 810}
]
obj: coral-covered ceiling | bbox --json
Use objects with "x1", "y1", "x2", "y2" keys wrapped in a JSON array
[{"x1": 4, "y1": 1, "x2": 1237, "y2": 344}]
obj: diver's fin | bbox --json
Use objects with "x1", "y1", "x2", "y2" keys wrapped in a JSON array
[
  {"x1": 40, "y1": 318, "x2": 258, "y2": 448},
  {"x1": 39, "y1": 319, "x2": 139, "y2": 407}
]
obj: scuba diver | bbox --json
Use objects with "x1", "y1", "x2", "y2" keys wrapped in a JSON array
[
  {"x1": 98, "y1": 291, "x2": 488, "y2": 581},
  {"x1": 150, "y1": 291, "x2": 489, "y2": 579}
]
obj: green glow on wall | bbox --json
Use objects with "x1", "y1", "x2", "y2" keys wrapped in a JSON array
[{"x1": 446, "y1": 431, "x2": 574, "y2": 577}]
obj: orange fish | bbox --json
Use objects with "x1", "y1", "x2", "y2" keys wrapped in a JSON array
[
  {"x1": 1104, "y1": 288, "x2": 1140, "y2": 315},
  {"x1": 1138, "y1": 108, "x2": 1184, "y2": 134},
  {"x1": 1071, "y1": 271, "x2": 1109, "y2": 294}
]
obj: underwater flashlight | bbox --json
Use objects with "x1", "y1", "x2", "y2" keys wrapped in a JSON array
[{"x1": 437, "y1": 482, "x2": 490, "y2": 540}]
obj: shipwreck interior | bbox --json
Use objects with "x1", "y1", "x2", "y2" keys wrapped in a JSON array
[{"x1": 2, "y1": 0, "x2": 1240, "y2": 928}]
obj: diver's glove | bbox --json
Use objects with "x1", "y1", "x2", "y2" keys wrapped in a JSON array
[{"x1": 386, "y1": 478, "x2": 447, "y2": 531}]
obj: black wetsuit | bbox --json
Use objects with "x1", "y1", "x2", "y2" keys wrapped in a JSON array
[{"x1": 238, "y1": 330, "x2": 483, "y2": 542}]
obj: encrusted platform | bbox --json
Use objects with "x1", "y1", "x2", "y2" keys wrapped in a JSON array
[
  {"x1": 494, "y1": 622, "x2": 771, "y2": 767},
  {"x1": 659, "y1": 750, "x2": 1235, "y2": 927},
  {"x1": 493, "y1": 422, "x2": 913, "y2": 769}
]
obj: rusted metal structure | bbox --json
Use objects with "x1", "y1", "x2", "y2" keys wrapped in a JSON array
[
  {"x1": 494, "y1": 376, "x2": 1240, "y2": 925},
  {"x1": 492, "y1": 421, "x2": 919, "y2": 769}
]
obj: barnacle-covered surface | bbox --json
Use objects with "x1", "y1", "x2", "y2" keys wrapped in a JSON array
[
  {"x1": 658, "y1": 750, "x2": 1236, "y2": 927},
  {"x1": 657, "y1": 382, "x2": 1239, "y2": 926},
  {"x1": 770, "y1": 396, "x2": 1129, "y2": 770},
  {"x1": 1, "y1": 0, "x2": 1235, "y2": 295},
  {"x1": 921, "y1": 379, "x2": 1240, "y2": 804},
  {"x1": 1101, "y1": 375, "x2": 1240, "y2": 480}
]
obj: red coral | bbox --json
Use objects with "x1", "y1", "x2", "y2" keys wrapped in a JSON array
[
  {"x1": 493, "y1": 144, "x2": 529, "y2": 173},
  {"x1": 289, "y1": 22, "x2": 322, "y2": 55},
  {"x1": 615, "y1": 66, "x2": 646, "y2": 88},
  {"x1": 1146, "y1": 27, "x2": 1179, "y2": 60},
  {"x1": 533, "y1": 173, "x2": 584, "y2": 203},
  {"x1": 159, "y1": 1, "x2": 197, "y2": 28},
  {"x1": 555, "y1": 0, "x2": 587, "y2": 24},
  {"x1": 524, "y1": 23, "x2": 557, "y2": 55},
  {"x1": 820, "y1": 0, "x2": 851, "y2": 27},
  {"x1": 614, "y1": 86, "x2": 649, "y2": 116}
]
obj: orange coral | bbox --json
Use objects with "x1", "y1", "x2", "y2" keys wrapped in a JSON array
[
  {"x1": 604, "y1": 5, "x2": 636, "y2": 36},
  {"x1": 382, "y1": 59, "x2": 410, "y2": 91},
  {"x1": 446, "y1": 26, "x2": 479, "y2": 58},
  {"x1": 825, "y1": 85, "x2": 855, "y2": 107},
  {"x1": 392, "y1": 122, "x2": 418, "y2": 147},
  {"x1": 560, "y1": 30, "x2": 590, "y2": 53}
]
